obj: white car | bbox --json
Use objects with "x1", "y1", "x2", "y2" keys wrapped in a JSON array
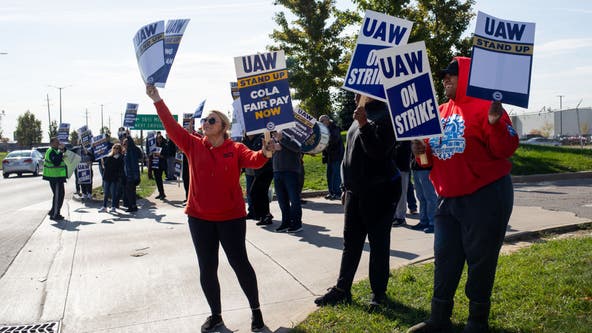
[
  {"x1": 2, "y1": 150, "x2": 45, "y2": 178},
  {"x1": 524, "y1": 137, "x2": 561, "y2": 147}
]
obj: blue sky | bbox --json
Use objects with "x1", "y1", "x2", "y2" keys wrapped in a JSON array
[{"x1": 0, "y1": 0, "x2": 590, "y2": 141}]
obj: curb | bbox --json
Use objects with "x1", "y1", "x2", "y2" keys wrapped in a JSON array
[
  {"x1": 511, "y1": 171, "x2": 592, "y2": 183},
  {"x1": 406, "y1": 221, "x2": 592, "y2": 267}
]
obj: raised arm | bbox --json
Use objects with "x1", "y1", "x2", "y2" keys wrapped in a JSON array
[{"x1": 145, "y1": 85, "x2": 192, "y2": 153}]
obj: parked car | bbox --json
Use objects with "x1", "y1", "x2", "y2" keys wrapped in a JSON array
[
  {"x1": 524, "y1": 137, "x2": 561, "y2": 147},
  {"x1": 2, "y1": 150, "x2": 45, "y2": 178}
]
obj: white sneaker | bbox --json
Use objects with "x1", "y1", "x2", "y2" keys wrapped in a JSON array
[
  {"x1": 98, "y1": 207, "x2": 107, "y2": 212},
  {"x1": 109, "y1": 207, "x2": 116, "y2": 213}
]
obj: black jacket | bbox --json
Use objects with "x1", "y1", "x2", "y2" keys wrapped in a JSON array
[
  {"x1": 341, "y1": 100, "x2": 399, "y2": 193},
  {"x1": 103, "y1": 155, "x2": 124, "y2": 182},
  {"x1": 322, "y1": 122, "x2": 345, "y2": 163}
]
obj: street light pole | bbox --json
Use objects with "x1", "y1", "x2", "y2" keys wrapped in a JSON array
[
  {"x1": 49, "y1": 85, "x2": 71, "y2": 124},
  {"x1": 557, "y1": 95, "x2": 565, "y2": 137},
  {"x1": 101, "y1": 104, "x2": 104, "y2": 133}
]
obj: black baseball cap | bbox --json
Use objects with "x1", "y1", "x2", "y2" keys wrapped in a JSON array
[{"x1": 438, "y1": 60, "x2": 459, "y2": 79}]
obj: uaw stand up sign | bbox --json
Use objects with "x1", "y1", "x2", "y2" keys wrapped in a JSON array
[
  {"x1": 234, "y1": 50, "x2": 295, "y2": 135},
  {"x1": 467, "y1": 11, "x2": 536, "y2": 108}
]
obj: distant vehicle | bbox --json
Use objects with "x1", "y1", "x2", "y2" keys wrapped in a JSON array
[
  {"x1": 524, "y1": 137, "x2": 561, "y2": 147},
  {"x1": 34, "y1": 146, "x2": 50, "y2": 155},
  {"x1": 2, "y1": 150, "x2": 45, "y2": 178}
]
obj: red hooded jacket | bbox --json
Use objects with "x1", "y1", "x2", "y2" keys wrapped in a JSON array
[
  {"x1": 154, "y1": 100, "x2": 269, "y2": 221},
  {"x1": 422, "y1": 57, "x2": 519, "y2": 197}
]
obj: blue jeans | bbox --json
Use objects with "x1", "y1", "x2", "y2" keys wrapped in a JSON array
[
  {"x1": 413, "y1": 170, "x2": 437, "y2": 226},
  {"x1": 103, "y1": 180, "x2": 120, "y2": 208},
  {"x1": 326, "y1": 160, "x2": 342, "y2": 196},
  {"x1": 273, "y1": 171, "x2": 302, "y2": 227}
]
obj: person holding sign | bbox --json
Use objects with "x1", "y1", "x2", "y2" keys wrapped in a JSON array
[
  {"x1": 146, "y1": 85, "x2": 274, "y2": 333},
  {"x1": 43, "y1": 137, "x2": 67, "y2": 221},
  {"x1": 407, "y1": 57, "x2": 518, "y2": 333},
  {"x1": 315, "y1": 95, "x2": 401, "y2": 308}
]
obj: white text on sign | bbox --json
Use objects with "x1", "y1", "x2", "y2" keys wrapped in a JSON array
[
  {"x1": 393, "y1": 82, "x2": 437, "y2": 135},
  {"x1": 362, "y1": 17, "x2": 408, "y2": 44},
  {"x1": 379, "y1": 50, "x2": 423, "y2": 79}
]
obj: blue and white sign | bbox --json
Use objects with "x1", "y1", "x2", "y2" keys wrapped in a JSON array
[
  {"x1": 76, "y1": 163, "x2": 92, "y2": 184},
  {"x1": 282, "y1": 108, "x2": 316, "y2": 147},
  {"x1": 92, "y1": 134, "x2": 110, "y2": 160},
  {"x1": 234, "y1": 50, "x2": 295, "y2": 135},
  {"x1": 161, "y1": 19, "x2": 190, "y2": 86},
  {"x1": 193, "y1": 99, "x2": 206, "y2": 119},
  {"x1": 77, "y1": 125, "x2": 93, "y2": 148},
  {"x1": 133, "y1": 19, "x2": 190, "y2": 88},
  {"x1": 230, "y1": 98, "x2": 245, "y2": 139},
  {"x1": 174, "y1": 152, "x2": 183, "y2": 179},
  {"x1": 467, "y1": 11, "x2": 536, "y2": 108},
  {"x1": 57, "y1": 123, "x2": 70, "y2": 144},
  {"x1": 146, "y1": 131, "x2": 157, "y2": 154},
  {"x1": 123, "y1": 103, "x2": 139, "y2": 127},
  {"x1": 182, "y1": 113, "x2": 193, "y2": 131},
  {"x1": 376, "y1": 41, "x2": 443, "y2": 140},
  {"x1": 343, "y1": 10, "x2": 413, "y2": 101}
]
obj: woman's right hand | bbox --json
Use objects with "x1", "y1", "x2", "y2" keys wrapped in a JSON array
[{"x1": 146, "y1": 85, "x2": 162, "y2": 103}]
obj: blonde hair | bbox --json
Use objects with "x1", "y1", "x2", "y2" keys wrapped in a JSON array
[
  {"x1": 207, "y1": 110, "x2": 231, "y2": 139},
  {"x1": 109, "y1": 143, "x2": 122, "y2": 156}
]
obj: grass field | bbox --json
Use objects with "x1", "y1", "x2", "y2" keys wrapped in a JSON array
[{"x1": 293, "y1": 233, "x2": 592, "y2": 333}]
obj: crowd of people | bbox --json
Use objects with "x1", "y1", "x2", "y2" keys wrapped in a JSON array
[{"x1": 41, "y1": 55, "x2": 518, "y2": 333}]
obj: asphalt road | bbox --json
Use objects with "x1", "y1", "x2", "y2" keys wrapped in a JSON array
[{"x1": 0, "y1": 165, "x2": 101, "y2": 278}]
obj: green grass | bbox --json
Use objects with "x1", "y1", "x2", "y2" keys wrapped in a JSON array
[
  {"x1": 0, "y1": 152, "x2": 6, "y2": 170},
  {"x1": 92, "y1": 168, "x2": 156, "y2": 200},
  {"x1": 511, "y1": 144, "x2": 592, "y2": 175},
  {"x1": 293, "y1": 235, "x2": 592, "y2": 333}
]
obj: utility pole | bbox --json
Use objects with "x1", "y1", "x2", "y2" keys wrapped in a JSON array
[
  {"x1": 85, "y1": 108, "x2": 89, "y2": 127},
  {"x1": 0, "y1": 110, "x2": 5, "y2": 140},
  {"x1": 557, "y1": 95, "x2": 565, "y2": 137},
  {"x1": 100, "y1": 104, "x2": 104, "y2": 133},
  {"x1": 46, "y1": 94, "x2": 51, "y2": 133}
]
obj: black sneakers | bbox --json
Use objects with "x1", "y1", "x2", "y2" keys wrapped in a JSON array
[
  {"x1": 275, "y1": 223, "x2": 290, "y2": 233},
  {"x1": 392, "y1": 218, "x2": 406, "y2": 226},
  {"x1": 256, "y1": 214, "x2": 273, "y2": 226},
  {"x1": 201, "y1": 314, "x2": 223, "y2": 332},
  {"x1": 314, "y1": 286, "x2": 352, "y2": 306},
  {"x1": 251, "y1": 309, "x2": 265, "y2": 332}
]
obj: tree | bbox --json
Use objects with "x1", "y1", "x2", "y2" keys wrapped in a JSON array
[
  {"x1": 352, "y1": 0, "x2": 475, "y2": 102},
  {"x1": 270, "y1": 0, "x2": 357, "y2": 118},
  {"x1": 48, "y1": 120, "x2": 58, "y2": 139},
  {"x1": 70, "y1": 130, "x2": 79, "y2": 145},
  {"x1": 334, "y1": 89, "x2": 357, "y2": 130},
  {"x1": 14, "y1": 111, "x2": 42, "y2": 148}
]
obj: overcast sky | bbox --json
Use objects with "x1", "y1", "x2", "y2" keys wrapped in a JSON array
[{"x1": 1, "y1": 0, "x2": 590, "y2": 141}]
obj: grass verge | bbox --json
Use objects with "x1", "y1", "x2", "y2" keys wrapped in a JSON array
[
  {"x1": 92, "y1": 168, "x2": 156, "y2": 200},
  {"x1": 294, "y1": 234, "x2": 592, "y2": 333}
]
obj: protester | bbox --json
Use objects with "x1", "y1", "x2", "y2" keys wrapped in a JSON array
[
  {"x1": 122, "y1": 132, "x2": 141, "y2": 213},
  {"x1": 164, "y1": 134, "x2": 178, "y2": 180},
  {"x1": 99, "y1": 144, "x2": 124, "y2": 213},
  {"x1": 271, "y1": 131, "x2": 303, "y2": 233},
  {"x1": 409, "y1": 159, "x2": 437, "y2": 233},
  {"x1": 247, "y1": 133, "x2": 274, "y2": 226},
  {"x1": 393, "y1": 141, "x2": 412, "y2": 226},
  {"x1": 43, "y1": 137, "x2": 67, "y2": 221},
  {"x1": 407, "y1": 57, "x2": 518, "y2": 333},
  {"x1": 315, "y1": 95, "x2": 401, "y2": 307},
  {"x1": 78, "y1": 144, "x2": 95, "y2": 200},
  {"x1": 150, "y1": 134, "x2": 167, "y2": 200},
  {"x1": 319, "y1": 115, "x2": 344, "y2": 200},
  {"x1": 146, "y1": 85, "x2": 273, "y2": 333}
]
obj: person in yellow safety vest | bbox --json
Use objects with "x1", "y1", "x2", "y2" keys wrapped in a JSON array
[{"x1": 43, "y1": 137, "x2": 67, "y2": 220}]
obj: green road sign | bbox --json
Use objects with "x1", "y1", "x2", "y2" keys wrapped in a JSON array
[{"x1": 131, "y1": 114, "x2": 178, "y2": 130}]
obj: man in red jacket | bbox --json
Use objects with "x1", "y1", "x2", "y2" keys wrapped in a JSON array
[{"x1": 408, "y1": 57, "x2": 519, "y2": 333}]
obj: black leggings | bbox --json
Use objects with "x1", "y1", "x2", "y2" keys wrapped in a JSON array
[
  {"x1": 153, "y1": 168, "x2": 165, "y2": 196},
  {"x1": 187, "y1": 216, "x2": 260, "y2": 315}
]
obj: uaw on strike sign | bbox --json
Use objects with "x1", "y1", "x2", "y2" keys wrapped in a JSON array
[
  {"x1": 342, "y1": 10, "x2": 413, "y2": 101},
  {"x1": 234, "y1": 50, "x2": 294, "y2": 135},
  {"x1": 467, "y1": 12, "x2": 535, "y2": 108},
  {"x1": 375, "y1": 41, "x2": 443, "y2": 140}
]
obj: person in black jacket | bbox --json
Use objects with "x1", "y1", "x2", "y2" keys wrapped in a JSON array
[
  {"x1": 315, "y1": 95, "x2": 401, "y2": 307},
  {"x1": 245, "y1": 133, "x2": 274, "y2": 226},
  {"x1": 99, "y1": 144, "x2": 124, "y2": 212},
  {"x1": 151, "y1": 134, "x2": 167, "y2": 199},
  {"x1": 392, "y1": 141, "x2": 412, "y2": 226},
  {"x1": 319, "y1": 115, "x2": 345, "y2": 200}
]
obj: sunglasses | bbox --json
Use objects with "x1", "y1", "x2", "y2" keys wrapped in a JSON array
[{"x1": 200, "y1": 117, "x2": 217, "y2": 125}]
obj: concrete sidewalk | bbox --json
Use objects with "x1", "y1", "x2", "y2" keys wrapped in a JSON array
[{"x1": 0, "y1": 180, "x2": 589, "y2": 333}]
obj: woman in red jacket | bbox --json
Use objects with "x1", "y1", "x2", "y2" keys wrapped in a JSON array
[
  {"x1": 408, "y1": 57, "x2": 519, "y2": 333},
  {"x1": 146, "y1": 85, "x2": 273, "y2": 333}
]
